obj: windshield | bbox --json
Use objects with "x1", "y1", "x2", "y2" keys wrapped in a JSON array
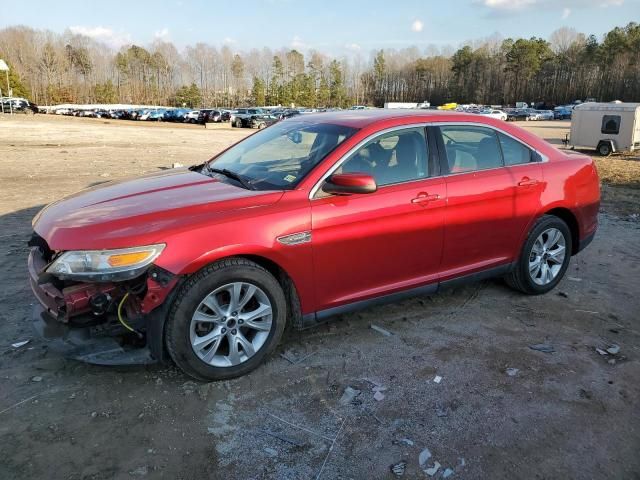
[{"x1": 206, "y1": 120, "x2": 358, "y2": 190}]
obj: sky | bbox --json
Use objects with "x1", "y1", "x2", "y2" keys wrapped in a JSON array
[{"x1": 0, "y1": 0, "x2": 638, "y2": 55}]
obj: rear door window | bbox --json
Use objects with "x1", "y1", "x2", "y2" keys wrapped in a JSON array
[{"x1": 497, "y1": 132, "x2": 533, "y2": 166}]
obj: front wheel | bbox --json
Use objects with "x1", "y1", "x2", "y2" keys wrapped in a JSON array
[
  {"x1": 165, "y1": 258, "x2": 287, "y2": 381},
  {"x1": 505, "y1": 215, "x2": 572, "y2": 295}
]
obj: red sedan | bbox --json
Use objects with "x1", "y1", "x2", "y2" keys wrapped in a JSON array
[{"x1": 28, "y1": 110, "x2": 600, "y2": 380}]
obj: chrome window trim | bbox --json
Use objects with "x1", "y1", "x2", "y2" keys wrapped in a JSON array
[{"x1": 308, "y1": 121, "x2": 548, "y2": 200}]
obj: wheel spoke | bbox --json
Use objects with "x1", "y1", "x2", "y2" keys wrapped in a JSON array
[
  {"x1": 240, "y1": 303, "x2": 271, "y2": 323},
  {"x1": 544, "y1": 263, "x2": 554, "y2": 283},
  {"x1": 532, "y1": 239, "x2": 544, "y2": 255},
  {"x1": 228, "y1": 283, "x2": 243, "y2": 311},
  {"x1": 192, "y1": 328, "x2": 222, "y2": 348},
  {"x1": 201, "y1": 336, "x2": 223, "y2": 363},
  {"x1": 228, "y1": 336, "x2": 243, "y2": 365},
  {"x1": 547, "y1": 246, "x2": 565, "y2": 264},
  {"x1": 238, "y1": 284, "x2": 257, "y2": 310},
  {"x1": 246, "y1": 318, "x2": 272, "y2": 332},
  {"x1": 235, "y1": 331, "x2": 255, "y2": 357},
  {"x1": 202, "y1": 294, "x2": 225, "y2": 317},
  {"x1": 529, "y1": 260, "x2": 541, "y2": 278},
  {"x1": 545, "y1": 229, "x2": 560, "y2": 249},
  {"x1": 193, "y1": 310, "x2": 218, "y2": 323}
]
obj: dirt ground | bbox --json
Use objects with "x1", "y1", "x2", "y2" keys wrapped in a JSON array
[{"x1": 1, "y1": 115, "x2": 639, "y2": 479}]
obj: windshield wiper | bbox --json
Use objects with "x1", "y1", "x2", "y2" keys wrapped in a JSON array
[{"x1": 206, "y1": 166, "x2": 255, "y2": 190}]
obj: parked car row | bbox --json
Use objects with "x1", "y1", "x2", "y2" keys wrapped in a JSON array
[{"x1": 50, "y1": 106, "x2": 234, "y2": 124}]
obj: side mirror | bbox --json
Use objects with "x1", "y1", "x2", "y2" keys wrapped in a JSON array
[{"x1": 322, "y1": 173, "x2": 377, "y2": 195}]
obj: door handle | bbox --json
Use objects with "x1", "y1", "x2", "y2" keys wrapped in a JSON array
[
  {"x1": 411, "y1": 192, "x2": 440, "y2": 204},
  {"x1": 517, "y1": 177, "x2": 539, "y2": 187}
]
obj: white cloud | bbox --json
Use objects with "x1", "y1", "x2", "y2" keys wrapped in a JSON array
[
  {"x1": 411, "y1": 19, "x2": 424, "y2": 32},
  {"x1": 478, "y1": 0, "x2": 623, "y2": 11},
  {"x1": 479, "y1": 0, "x2": 538, "y2": 10},
  {"x1": 223, "y1": 37, "x2": 237, "y2": 44},
  {"x1": 154, "y1": 28, "x2": 169, "y2": 40},
  {"x1": 345, "y1": 43, "x2": 361, "y2": 51},
  {"x1": 68, "y1": 25, "x2": 131, "y2": 48},
  {"x1": 291, "y1": 35, "x2": 307, "y2": 49},
  {"x1": 561, "y1": 7, "x2": 571, "y2": 18}
]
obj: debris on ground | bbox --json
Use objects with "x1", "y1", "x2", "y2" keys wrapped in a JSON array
[
  {"x1": 576, "y1": 309, "x2": 599, "y2": 314},
  {"x1": 339, "y1": 386, "x2": 361, "y2": 405},
  {"x1": 390, "y1": 461, "x2": 407, "y2": 477},
  {"x1": 595, "y1": 347, "x2": 608, "y2": 356},
  {"x1": 433, "y1": 375, "x2": 442, "y2": 384},
  {"x1": 31, "y1": 376, "x2": 42, "y2": 382},
  {"x1": 567, "y1": 276, "x2": 582, "y2": 282},
  {"x1": 418, "y1": 448, "x2": 432, "y2": 467},
  {"x1": 129, "y1": 465, "x2": 148, "y2": 476},
  {"x1": 443, "y1": 467, "x2": 455, "y2": 478},
  {"x1": 425, "y1": 461, "x2": 441, "y2": 476},
  {"x1": 529, "y1": 343, "x2": 554, "y2": 353},
  {"x1": 435, "y1": 406, "x2": 448, "y2": 417},
  {"x1": 506, "y1": 368, "x2": 520, "y2": 377},
  {"x1": 181, "y1": 381, "x2": 198, "y2": 395},
  {"x1": 280, "y1": 350, "x2": 315, "y2": 365},
  {"x1": 606, "y1": 344, "x2": 620, "y2": 355},
  {"x1": 557, "y1": 291, "x2": 569, "y2": 298},
  {"x1": 11, "y1": 340, "x2": 30, "y2": 348},
  {"x1": 373, "y1": 391, "x2": 385, "y2": 401},
  {"x1": 259, "y1": 428, "x2": 304, "y2": 447},
  {"x1": 372, "y1": 385, "x2": 387, "y2": 392},
  {"x1": 370, "y1": 324, "x2": 392, "y2": 337},
  {"x1": 264, "y1": 447, "x2": 278, "y2": 457},
  {"x1": 397, "y1": 438, "x2": 414, "y2": 446}
]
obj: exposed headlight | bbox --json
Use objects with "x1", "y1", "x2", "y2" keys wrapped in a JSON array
[{"x1": 47, "y1": 244, "x2": 165, "y2": 282}]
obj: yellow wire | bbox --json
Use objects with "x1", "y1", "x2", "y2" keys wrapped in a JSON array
[{"x1": 117, "y1": 292, "x2": 135, "y2": 333}]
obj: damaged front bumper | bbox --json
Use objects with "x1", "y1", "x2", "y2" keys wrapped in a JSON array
[{"x1": 28, "y1": 239, "x2": 180, "y2": 366}]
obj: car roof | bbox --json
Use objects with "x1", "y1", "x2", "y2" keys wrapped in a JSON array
[{"x1": 290, "y1": 108, "x2": 481, "y2": 128}]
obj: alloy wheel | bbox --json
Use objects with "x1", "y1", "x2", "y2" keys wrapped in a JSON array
[
  {"x1": 528, "y1": 227, "x2": 566, "y2": 285},
  {"x1": 190, "y1": 282, "x2": 273, "y2": 367}
]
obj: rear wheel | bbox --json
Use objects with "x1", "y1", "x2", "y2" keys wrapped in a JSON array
[
  {"x1": 165, "y1": 258, "x2": 287, "y2": 381},
  {"x1": 505, "y1": 215, "x2": 572, "y2": 295}
]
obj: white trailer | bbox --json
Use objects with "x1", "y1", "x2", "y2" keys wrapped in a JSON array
[
  {"x1": 569, "y1": 102, "x2": 640, "y2": 156},
  {"x1": 384, "y1": 102, "x2": 418, "y2": 109}
]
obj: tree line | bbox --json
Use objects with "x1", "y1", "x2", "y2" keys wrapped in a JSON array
[{"x1": 0, "y1": 23, "x2": 638, "y2": 108}]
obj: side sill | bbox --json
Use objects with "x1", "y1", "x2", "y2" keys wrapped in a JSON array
[
  {"x1": 438, "y1": 263, "x2": 514, "y2": 290},
  {"x1": 301, "y1": 283, "x2": 438, "y2": 329},
  {"x1": 300, "y1": 263, "x2": 514, "y2": 329}
]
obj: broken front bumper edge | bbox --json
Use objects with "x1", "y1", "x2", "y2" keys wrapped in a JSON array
[{"x1": 32, "y1": 304, "x2": 157, "y2": 366}]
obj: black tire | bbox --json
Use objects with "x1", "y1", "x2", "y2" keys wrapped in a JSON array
[
  {"x1": 505, "y1": 215, "x2": 572, "y2": 295},
  {"x1": 597, "y1": 142, "x2": 612, "y2": 157},
  {"x1": 165, "y1": 258, "x2": 287, "y2": 381}
]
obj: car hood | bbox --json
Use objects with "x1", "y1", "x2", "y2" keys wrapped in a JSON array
[{"x1": 33, "y1": 168, "x2": 284, "y2": 250}]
